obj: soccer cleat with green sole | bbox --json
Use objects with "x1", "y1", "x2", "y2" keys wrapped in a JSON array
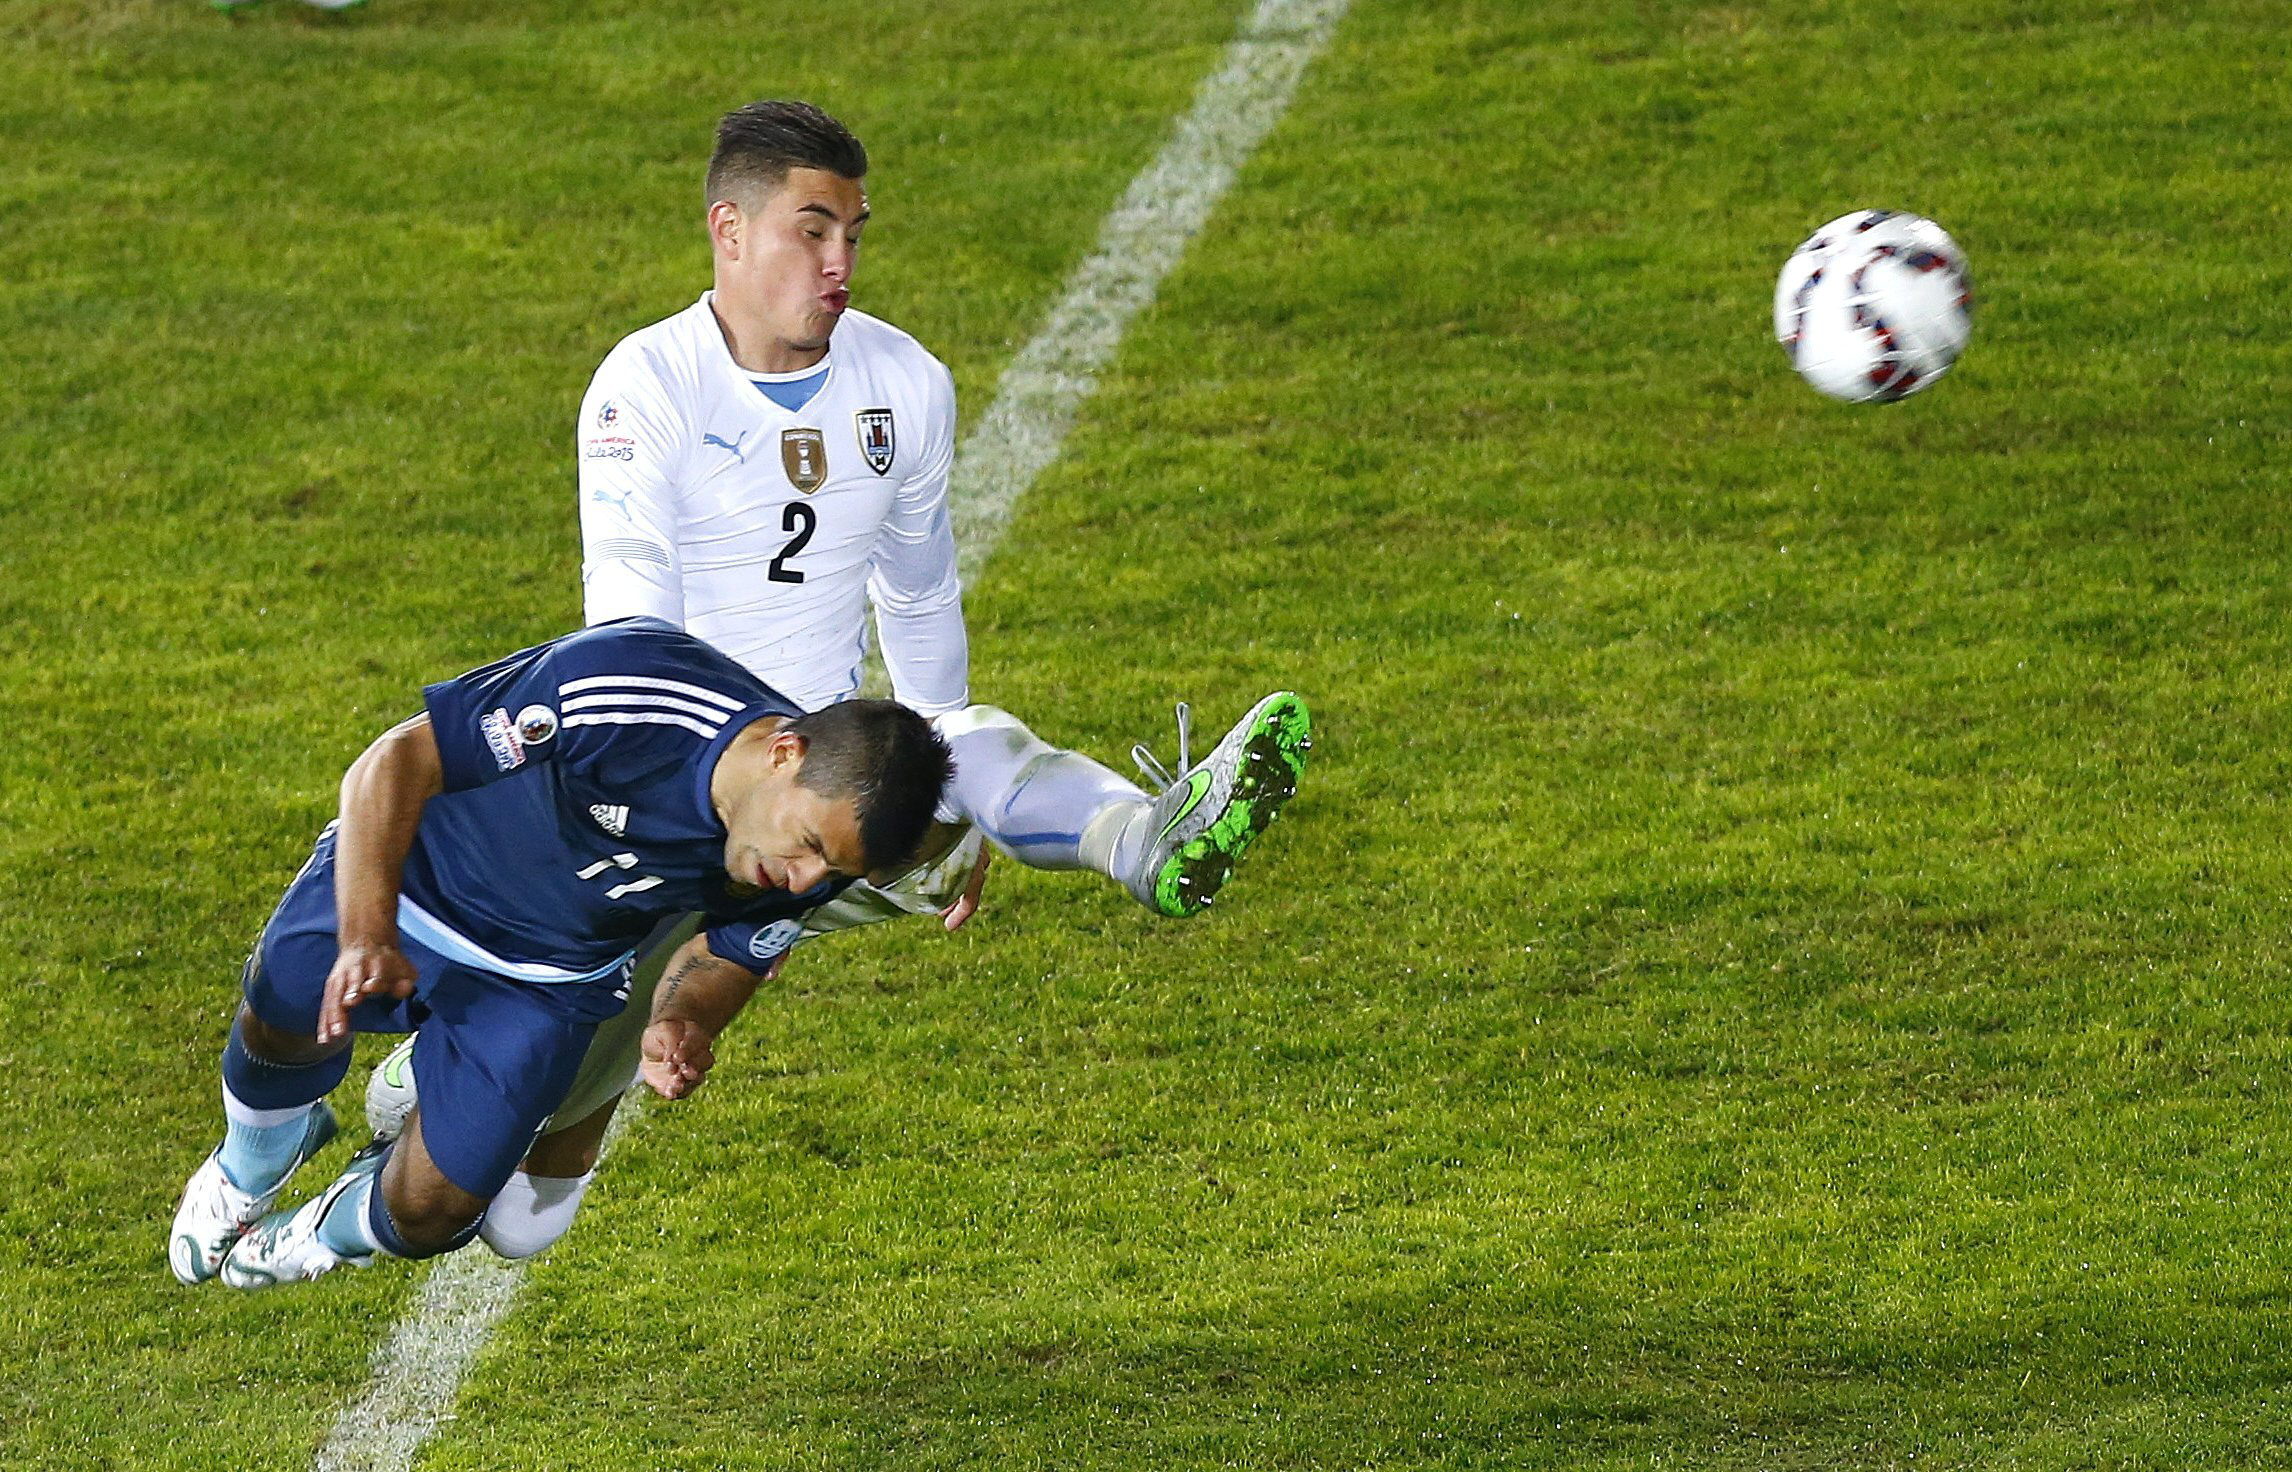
[{"x1": 1125, "y1": 692, "x2": 1312, "y2": 918}]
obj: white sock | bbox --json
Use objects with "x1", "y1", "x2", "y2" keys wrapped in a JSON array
[
  {"x1": 934, "y1": 707, "x2": 1145, "y2": 874},
  {"x1": 479, "y1": 1169, "x2": 594, "y2": 1260},
  {"x1": 1082, "y1": 799, "x2": 1151, "y2": 877}
]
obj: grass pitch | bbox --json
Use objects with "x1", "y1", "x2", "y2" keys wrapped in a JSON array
[{"x1": 5, "y1": 1, "x2": 2292, "y2": 1468}]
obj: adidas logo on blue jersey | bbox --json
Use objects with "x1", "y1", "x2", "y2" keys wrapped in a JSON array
[{"x1": 589, "y1": 804, "x2": 630, "y2": 837}]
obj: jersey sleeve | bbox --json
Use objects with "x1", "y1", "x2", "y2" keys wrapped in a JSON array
[
  {"x1": 578, "y1": 346, "x2": 690, "y2": 628},
  {"x1": 701, "y1": 915, "x2": 807, "y2": 973},
  {"x1": 867, "y1": 356, "x2": 969, "y2": 717},
  {"x1": 421, "y1": 619, "x2": 708, "y2": 793}
]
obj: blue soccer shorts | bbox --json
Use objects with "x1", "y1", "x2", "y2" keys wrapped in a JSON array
[{"x1": 243, "y1": 829, "x2": 624, "y2": 1200}]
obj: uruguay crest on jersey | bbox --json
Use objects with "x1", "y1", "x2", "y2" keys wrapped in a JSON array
[{"x1": 855, "y1": 407, "x2": 896, "y2": 475}]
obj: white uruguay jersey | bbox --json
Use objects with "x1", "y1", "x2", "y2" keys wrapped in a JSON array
[{"x1": 577, "y1": 293, "x2": 968, "y2": 715}]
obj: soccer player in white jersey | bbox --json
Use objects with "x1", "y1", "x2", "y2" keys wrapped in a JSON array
[
  {"x1": 366, "y1": 103, "x2": 1312, "y2": 1263},
  {"x1": 572, "y1": 99, "x2": 1309, "y2": 920}
]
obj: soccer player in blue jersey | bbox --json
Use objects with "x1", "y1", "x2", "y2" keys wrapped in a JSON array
[{"x1": 167, "y1": 617, "x2": 952, "y2": 1288}]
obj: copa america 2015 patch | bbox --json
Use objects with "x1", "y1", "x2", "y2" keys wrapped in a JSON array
[{"x1": 480, "y1": 708, "x2": 526, "y2": 772}]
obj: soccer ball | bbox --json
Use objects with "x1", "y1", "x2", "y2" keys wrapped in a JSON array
[{"x1": 1774, "y1": 210, "x2": 1973, "y2": 402}]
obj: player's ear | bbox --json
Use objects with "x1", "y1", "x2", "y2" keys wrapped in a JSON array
[
  {"x1": 707, "y1": 199, "x2": 744, "y2": 258},
  {"x1": 769, "y1": 728, "x2": 808, "y2": 774}
]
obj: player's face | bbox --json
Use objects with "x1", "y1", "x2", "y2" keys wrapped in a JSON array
[
  {"x1": 721, "y1": 742, "x2": 870, "y2": 896},
  {"x1": 716, "y1": 168, "x2": 868, "y2": 357}
]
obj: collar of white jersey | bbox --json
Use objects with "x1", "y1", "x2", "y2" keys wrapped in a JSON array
[{"x1": 696, "y1": 291, "x2": 836, "y2": 402}]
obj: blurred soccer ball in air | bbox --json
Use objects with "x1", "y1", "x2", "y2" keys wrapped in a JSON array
[{"x1": 1774, "y1": 210, "x2": 1973, "y2": 402}]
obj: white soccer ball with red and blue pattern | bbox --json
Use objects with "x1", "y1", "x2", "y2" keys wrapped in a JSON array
[{"x1": 1774, "y1": 210, "x2": 1974, "y2": 403}]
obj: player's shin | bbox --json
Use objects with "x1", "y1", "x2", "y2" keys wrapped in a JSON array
[
  {"x1": 364, "y1": 1170, "x2": 484, "y2": 1261},
  {"x1": 934, "y1": 706, "x2": 1145, "y2": 873}
]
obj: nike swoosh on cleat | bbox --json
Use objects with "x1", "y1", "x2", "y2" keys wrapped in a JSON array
[{"x1": 1158, "y1": 770, "x2": 1214, "y2": 841}]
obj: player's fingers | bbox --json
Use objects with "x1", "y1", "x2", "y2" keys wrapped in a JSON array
[
  {"x1": 317, "y1": 982, "x2": 351, "y2": 1045},
  {"x1": 942, "y1": 851, "x2": 989, "y2": 932}
]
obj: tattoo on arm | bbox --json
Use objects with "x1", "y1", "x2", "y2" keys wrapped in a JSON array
[
  {"x1": 650, "y1": 939, "x2": 766, "y2": 1034},
  {"x1": 654, "y1": 950, "x2": 709, "y2": 1013}
]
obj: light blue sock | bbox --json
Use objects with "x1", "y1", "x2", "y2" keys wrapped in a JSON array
[
  {"x1": 218, "y1": 1090, "x2": 316, "y2": 1196},
  {"x1": 315, "y1": 1169, "x2": 384, "y2": 1259}
]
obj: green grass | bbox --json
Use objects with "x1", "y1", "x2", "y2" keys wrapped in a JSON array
[{"x1": 6, "y1": 0, "x2": 2292, "y2": 1467}]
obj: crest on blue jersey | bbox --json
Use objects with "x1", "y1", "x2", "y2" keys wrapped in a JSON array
[
  {"x1": 749, "y1": 918, "x2": 805, "y2": 963},
  {"x1": 855, "y1": 408, "x2": 895, "y2": 476}
]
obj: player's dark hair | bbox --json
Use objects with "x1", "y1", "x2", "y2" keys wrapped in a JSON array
[
  {"x1": 707, "y1": 101, "x2": 868, "y2": 209},
  {"x1": 785, "y1": 699, "x2": 952, "y2": 876}
]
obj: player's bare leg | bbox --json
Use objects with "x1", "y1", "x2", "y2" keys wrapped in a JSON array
[
  {"x1": 480, "y1": 1095, "x2": 619, "y2": 1260},
  {"x1": 221, "y1": 1104, "x2": 488, "y2": 1288}
]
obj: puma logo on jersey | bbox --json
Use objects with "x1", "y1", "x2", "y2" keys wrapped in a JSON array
[
  {"x1": 589, "y1": 804, "x2": 630, "y2": 837},
  {"x1": 702, "y1": 431, "x2": 747, "y2": 462}
]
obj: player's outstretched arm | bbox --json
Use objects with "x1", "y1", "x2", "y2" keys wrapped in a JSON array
[
  {"x1": 319, "y1": 714, "x2": 445, "y2": 1044},
  {"x1": 640, "y1": 938, "x2": 779, "y2": 1100}
]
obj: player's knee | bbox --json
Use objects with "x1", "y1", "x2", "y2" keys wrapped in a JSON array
[
  {"x1": 932, "y1": 704, "x2": 1025, "y2": 740},
  {"x1": 233, "y1": 1002, "x2": 335, "y2": 1066}
]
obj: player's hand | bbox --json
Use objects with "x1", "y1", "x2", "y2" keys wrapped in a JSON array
[
  {"x1": 939, "y1": 845, "x2": 992, "y2": 932},
  {"x1": 641, "y1": 1019, "x2": 717, "y2": 1101},
  {"x1": 318, "y1": 942, "x2": 417, "y2": 1045}
]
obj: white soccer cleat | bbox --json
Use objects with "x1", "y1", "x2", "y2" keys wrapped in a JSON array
[
  {"x1": 1124, "y1": 692, "x2": 1313, "y2": 918},
  {"x1": 218, "y1": 1144, "x2": 387, "y2": 1290},
  {"x1": 168, "y1": 1102, "x2": 338, "y2": 1285},
  {"x1": 365, "y1": 1035, "x2": 418, "y2": 1141}
]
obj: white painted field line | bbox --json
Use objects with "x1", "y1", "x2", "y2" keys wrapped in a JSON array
[
  {"x1": 316, "y1": 1, "x2": 1349, "y2": 1466},
  {"x1": 314, "y1": 1109, "x2": 639, "y2": 1472},
  {"x1": 311, "y1": 1243, "x2": 518, "y2": 1472},
  {"x1": 948, "y1": 0, "x2": 1355, "y2": 582}
]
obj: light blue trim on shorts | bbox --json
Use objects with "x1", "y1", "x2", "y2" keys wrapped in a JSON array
[{"x1": 396, "y1": 897, "x2": 634, "y2": 986}]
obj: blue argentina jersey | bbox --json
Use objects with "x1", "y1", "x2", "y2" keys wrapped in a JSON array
[{"x1": 401, "y1": 617, "x2": 843, "y2": 986}]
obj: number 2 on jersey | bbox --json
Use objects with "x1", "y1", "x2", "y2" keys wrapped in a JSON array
[{"x1": 769, "y1": 501, "x2": 816, "y2": 583}]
